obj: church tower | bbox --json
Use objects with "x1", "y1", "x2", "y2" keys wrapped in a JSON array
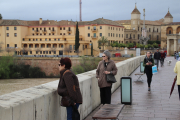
[
  {"x1": 131, "y1": 3, "x2": 141, "y2": 30},
  {"x1": 164, "y1": 8, "x2": 173, "y2": 24}
]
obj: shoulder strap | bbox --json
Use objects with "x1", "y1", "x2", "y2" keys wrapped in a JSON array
[{"x1": 63, "y1": 70, "x2": 71, "y2": 76}]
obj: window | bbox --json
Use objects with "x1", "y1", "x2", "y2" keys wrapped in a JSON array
[
  {"x1": 68, "y1": 33, "x2": 71, "y2": 35},
  {"x1": 7, "y1": 44, "x2": 9, "y2": 47},
  {"x1": 22, "y1": 38, "x2": 25, "y2": 41},
  {"x1": 119, "y1": 28, "x2": 120, "y2": 31},
  {"x1": 60, "y1": 27, "x2": 62, "y2": 30},
  {"x1": 157, "y1": 35, "x2": 159, "y2": 40},
  {"x1": 63, "y1": 27, "x2": 65, "y2": 30},
  {"x1": 40, "y1": 51, "x2": 42, "y2": 54},
  {"x1": 69, "y1": 45, "x2": 72, "y2": 50},
  {"x1": 46, "y1": 51, "x2": 48, "y2": 54},
  {"x1": 157, "y1": 28, "x2": 158, "y2": 32},
  {"x1": 45, "y1": 38, "x2": 47, "y2": 41},
  {"x1": 63, "y1": 33, "x2": 65, "y2": 35},
  {"x1": 113, "y1": 27, "x2": 114, "y2": 30},
  {"x1": 60, "y1": 33, "x2": 62, "y2": 35},
  {"x1": 49, "y1": 51, "x2": 51, "y2": 54},
  {"x1": 100, "y1": 26, "x2": 102, "y2": 29},
  {"x1": 88, "y1": 33, "x2": 90, "y2": 37},
  {"x1": 61, "y1": 45, "x2": 63, "y2": 48},
  {"x1": 58, "y1": 38, "x2": 60, "y2": 41},
  {"x1": 30, "y1": 51, "x2": 32, "y2": 54},
  {"x1": 149, "y1": 35, "x2": 151, "y2": 40},
  {"x1": 54, "y1": 39, "x2": 56, "y2": 41},
  {"x1": 32, "y1": 28, "x2": 34, "y2": 30},
  {"x1": 88, "y1": 26, "x2": 90, "y2": 30},
  {"x1": 119, "y1": 34, "x2": 120, "y2": 37},
  {"x1": 40, "y1": 33, "x2": 42, "y2": 35},
  {"x1": 116, "y1": 34, "x2": 118, "y2": 37},
  {"x1": 49, "y1": 38, "x2": 51, "y2": 41},
  {"x1": 93, "y1": 33, "x2": 96, "y2": 37},
  {"x1": 138, "y1": 27, "x2": 139, "y2": 31},
  {"x1": 33, "y1": 39, "x2": 35, "y2": 41},
  {"x1": 133, "y1": 34, "x2": 135, "y2": 39},
  {"x1": 49, "y1": 27, "x2": 51, "y2": 30},
  {"x1": 100, "y1": 33, "x2": 102, "y2": 37},
  {"x1": 7, "y1": 33, "x2": 9, "y2": 37},
  {"x1": 52, "y1": 33, "x2": 54, "y2": 35},
  {"x1": 44, "y1": 33, "x2": 46, "y2": 35},
  {"x1": 14, "y1": 27, "x2": 17, "y2": 30},
  {"x1": 149, "y1": 28, "x2": 151, "y2": 32},
  {"x1": 6, "y1": 27, "x2": 9, "y2": 30},
  {"x1": 141, "y1": 28, "x2": 142, "y2": 31},
  {"x1": 40, "y1": 39, "x2": 42, "y2": 41},
  {"x1": 36, "y1": 33, "x2": 38, "y2": 35},
  {"x1": 122, "y1": 34, "x2": 123, "y2": 38},
  {"x1": 36, "y1": 39, "x2": 38, "y2": 41},
  {"x1": 113, "y1": 33, "x2": 114, "y2": 37},
  {"x1": 43, "y1": 51, "x2": 45, "y2": 54},
  {"x1": 49, "y1": 33, "x2": 51, "y2": 35},
  {"x1": 40, "y1": 28, "x2": 42, "y2": 30},
  {"x1": 122, "y1": 28, "x2": 123, "y2": 31},
  {"x1": 74, "y1": 45, "x2": 75, "y2": 50},
  {"x1": 111, "y1": 33, "x2": 112, "y2": 37},
  {"x1": 93, "y1": 26, "x2": 96, "y2": 30},
  {"x1": 126, "y1": 34, "x2": 128, "y2": 38},
  {"x1": 169, "y1": 30, "x2": 171, "y2": 34},
  {"x1": 32, "y1": 33, "x2": 34, "y2": 36},
  {"x1": 138, "y1": 34, "x2": 140, "y2": 39},
  {"x1": 36, "y1": 51, "x2": 38, "y2": 54},
  {"x1": 108, "y1": 33, "x2": 110, "y2": 37},
  {"x1": 29, "y1": 39, "x2": 31, "y2": 41},
  {"x1": 85, "y1": 45, "x2": 87, "y2": 48},
  {"x1": 111, "y1": 27, "x2": 112, "y2": 30},
  {"x1": 108, "y1": 27, "x2": 110, "y2": 30},
  {"x1": 54, "y1": 51, "x2": 56, "y2": 54}
]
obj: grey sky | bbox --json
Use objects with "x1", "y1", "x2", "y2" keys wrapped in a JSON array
[{"x1": 0, "y1": 0, "x2": 179, "y2": 22}]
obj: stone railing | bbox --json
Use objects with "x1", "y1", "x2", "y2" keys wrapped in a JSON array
[{"x1": 0, "y1": 55, "x2": 145, "y2": 120}]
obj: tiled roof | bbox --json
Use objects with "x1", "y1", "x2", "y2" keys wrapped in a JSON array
[
  {"x1": 27, "y1": 20, "x2": 59, "y2": 26},
  {"x1": 0, "y1": 20, "x2": 28, "y2": 26},
  {"x1": 131, "y1": 7, "x2": 141, "y2": 14},
  {"x1": 164, "y1": 11, "x2": 173, "y2": 18},
  {"x1": 164, "y1": 22, "x2": 180, "y2": 25},
  {"x1": 115, "y1": 20, "x2": 131, "y2": 25}
]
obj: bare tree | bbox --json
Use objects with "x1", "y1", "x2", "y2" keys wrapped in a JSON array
[
  {"x1": 20, "y1": 48, "x2": 30, "y2": 55},
  {"x1": 51, "y1": 47, "x2": 56, "y2": 55},
  {"x1": 35, "y1": 48, "x2": 41, "y2": 56},
  {"x1": 5, "y1": 47, "x2": 15, "y2": 55},
  {"x1": 0, "y1": 42, "x2": 4, "y2": 53}
]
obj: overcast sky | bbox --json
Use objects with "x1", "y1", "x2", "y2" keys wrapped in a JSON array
[{"x1": 0, "y1": 0, "x2": 179, "y2": 22}]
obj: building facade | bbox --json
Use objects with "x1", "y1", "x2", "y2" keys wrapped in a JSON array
[{"x1": 0, "y1": 18, "x2": 124, "y2": 56}]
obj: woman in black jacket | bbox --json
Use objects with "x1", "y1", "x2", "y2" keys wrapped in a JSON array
[{"x1": 143, "y1": 51, "x2": 154, "y2": 91}]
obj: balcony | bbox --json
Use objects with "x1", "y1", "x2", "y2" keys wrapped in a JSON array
[
  {"x1": 51, "y1": 30, "x2": 56, "y2": 33},
  {"x1": 91, "y1": 36, "x2": 98, "y2": 39},
  {"x1": 67, "y1": 30, "x2": 72, "y2": 33},
  {"x1": 42, "y1": 30, "x2": 47, "y2": 33},
  {"x1": 91, "y1": 29, "x2": 98, "y2": 32},
  {"x1": 34, "y1": 30, "x2": 40, "y2": 33}
]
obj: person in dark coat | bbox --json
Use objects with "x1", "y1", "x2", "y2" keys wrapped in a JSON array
[
  {"x1": 96, "y1": 50, "x2": 118, "y2": 104},
  {"x1": 57, "y1": 57, "x2": 82, "y2": 120},
  {"x1": 160, "y1": 50, "x2": 165, "y2": 67},
  {"x1": 154, "y1": 49, "x2": 161, "y2": 70},
  {"x1": 143, "y1": 51, "x2": 154, "y2": 91}
]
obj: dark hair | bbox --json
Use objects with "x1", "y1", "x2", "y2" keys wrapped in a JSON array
[{"x1": 60, "y1": 57, "x2": 72, "y2": 69}]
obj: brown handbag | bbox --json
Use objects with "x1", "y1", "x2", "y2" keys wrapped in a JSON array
[
  {"x1": 60, "y1": 70, "x2": 73, "y2": 107},
  {"x1": 61, "y1": 96, "x2": 72, "y2": 107}
]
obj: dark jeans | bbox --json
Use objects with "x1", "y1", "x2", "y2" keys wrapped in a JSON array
[
  {"x1": 160, "y1": 58, "x2": 164, "y2": 66},
  {"x1": 66, "y1": 103, "x2": 80, "y2": 120},
  {"x1": 145, "y1": 69, "x2": 153, "y2": 87},
  {"x1": 178, "y1": 85, "x2": 180, "y2": 100},
  {"x1": 100, "y1": 87, "x2": 111, "y2": 104},
  {"x1": 154, "y1": 59, "x2": 159, "y2": 69}
]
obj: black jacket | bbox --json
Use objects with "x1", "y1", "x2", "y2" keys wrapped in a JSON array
[
  {"x1": 154, "y1": 52, "x2": 161, "y2": 59},
  {"x1": 143, "y1": 56, "x2": 154, "y2": 73}
]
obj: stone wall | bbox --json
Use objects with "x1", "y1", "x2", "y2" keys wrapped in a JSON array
[{"x1": 0, "y1": 55, "x2": 145, "y2": 120}]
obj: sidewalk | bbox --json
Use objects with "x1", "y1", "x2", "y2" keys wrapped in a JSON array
[{"x1": 85, "y1": 57, "x2": 180, "y2": 120}]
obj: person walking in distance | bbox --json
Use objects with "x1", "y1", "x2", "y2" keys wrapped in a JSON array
[
  {"x1": 96, "y1": 50, "x2": 118, "y2": 104},
  {"x1": 154, "y1": 49, "x2": 161, "y2": 70},
  {"x1": 160, "y1": 50, "x2": 165, "y2": 67},
  {"x1": 174, "y1": 57, "x2": 180, "y2": 100},
  {"x1": 174, "y1": 51, "x2": 177, "y2": 59},
  {"x1": 143, "y1": 52, "x2": 154, "y2": 91}
]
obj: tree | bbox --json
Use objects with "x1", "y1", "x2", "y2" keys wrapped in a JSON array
[
  {"x1": 51, "y1": 47, "x2": 56, "y2": 55},
  {"x1": 0, "y1": 42, "x2": 4, "y2": 53},
  {"x1": 5, "y1": 47, "x2": 15, "y2": 54},
  {"x1": 91, "y1": 43, "x2": 93, "y2": 56},
  {"x1": 64, "y1": 47, "x2": 71, "y2": 55},
  {"x1": 75, "y1": 22, "x2": 80, "y2": 52},
  {"x1": 0, "y1": 14, "x2": 2, "y2": 19},
  {"x1": 98, "y1": 36, "x2": 110, "y2": 50}
]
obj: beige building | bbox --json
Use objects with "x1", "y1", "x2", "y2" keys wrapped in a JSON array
[
  {"x1": 116, "y1": 4, "x2": 164, "y2": 45},
  {"x1": 0, "y1": 18, "x2": 124, "y2": 56}
]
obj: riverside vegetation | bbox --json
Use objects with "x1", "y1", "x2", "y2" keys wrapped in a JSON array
[{"x1": 0, "y1": 56, "x2": 101, "y2": 79}]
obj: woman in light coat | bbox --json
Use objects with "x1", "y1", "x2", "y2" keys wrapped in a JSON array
[
  {"x1": 96, "y1": 50, "x2": 118, "y2": 104},
  {"x1": 174, "y1": 57, "x2": 180, "y2": 100}
]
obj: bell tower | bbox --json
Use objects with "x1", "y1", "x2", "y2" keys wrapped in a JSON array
[
  {"x1": 164, "y1": 8, "x2": 173, "y2": 24},
  {"x1": 131, "y1": 3, "x2": 141, "y2": 30}
]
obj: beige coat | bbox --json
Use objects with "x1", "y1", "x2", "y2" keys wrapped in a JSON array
[
  {"x1": 174, "y1": 61, "x2": 180, "y2": 85},
  {"x1": 96, "y1": 59, "x2": 118, "y2": 88}
]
